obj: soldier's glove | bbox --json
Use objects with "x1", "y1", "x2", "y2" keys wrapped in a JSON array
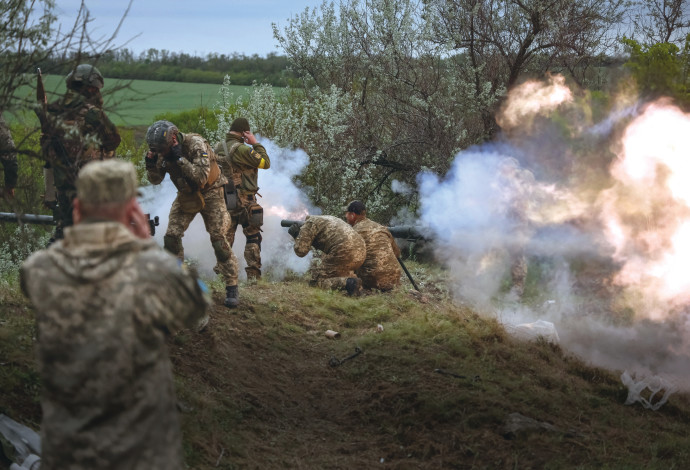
[
  {"x1": 288, "y1": 223, "x2": 301, "y2": 240},
  {"x1": 145, "y1": 151, "x2": 157, "y2": 169},
  {"x1": 166, "y1": 143, "x2": 183, "y2": 162}
]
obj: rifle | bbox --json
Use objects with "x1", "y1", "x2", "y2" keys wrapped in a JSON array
[
  {"x1": 35, "y1": 68, "x2": 47, "y2": 126},
  {"x1": 35, "y1": 68, "x2": 76, "y2": 187},
  {"x1": 0, "y1": 211, "x2": 160, "y2": 236}
]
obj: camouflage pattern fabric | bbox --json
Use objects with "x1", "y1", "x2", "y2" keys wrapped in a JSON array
[
  {"x1": 0, "y1": 115, "x2": 18, "y2": 190},
  {"x1": 226, "y1": 207, "x2": 262, "y2": 279},
  {"x1": 352, "y1": 217, "x2": 402, "y2": 290},
  {"x1": 20, "y1": 221, "x2": 208, "y2": 470},
  {"x1": 294, "y1": 215, "x2": 366, "y2": 289},
  {"x1": 166, "y1": 186, "x2": 239, "y2": 285},
  {"x1": 147, "y1": 133, "x2": 238, "y2": 285},
  {"x1": 42, "y1": 91, "x2": 121, "y2": 238},
  {"x1": 215, "y1": 133, "x2": 270, "y2": 279}
]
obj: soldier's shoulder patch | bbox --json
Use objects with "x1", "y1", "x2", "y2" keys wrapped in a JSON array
[
  {"x1": 202, "y1": 152, "x2": 208, "y2": 158},
  {"x1": 250, "y1": 150, "x2": 261, "y2": 160}
]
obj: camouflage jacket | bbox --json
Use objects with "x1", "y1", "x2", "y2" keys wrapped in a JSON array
[
  {"x1": 294, "y1": 215, "x2": 366, "y2": 258},
  {"x1": 352, "y1": 217, "x2": 401, "y2": 279},
  {"x1": 147, "y1": 132, "x2": 226, "y2": 194},
  {"x1": 43, "y1": 91, "x2": 121, "y2": 189},
  {"x1": 214, "y1": 133, "x2": 270, "y2": 198},
  {"x1": 0, "y1": 115, "x2": 18, "y2": 189},
  {"x1": 20, "y1": 221, "x2": 209, "y2": 470}
]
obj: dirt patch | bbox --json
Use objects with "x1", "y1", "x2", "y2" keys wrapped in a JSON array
[{"x1": 169, "y1": 290, "x2": 489, "y2": 469}]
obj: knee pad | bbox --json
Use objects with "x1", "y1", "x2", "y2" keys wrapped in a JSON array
[
  {"x1": 212, "y1": 239, "x2": 231, "y2": 262},
  {"x1": 163, "y1": 235, "x2": 182, "y2": 255},
  {"x1": 246, "y1": 232, "x2": 262, "y2": 248}
]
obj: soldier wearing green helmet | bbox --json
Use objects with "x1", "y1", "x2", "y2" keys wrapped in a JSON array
[{"x1": 40, "y1": 63, "x2": 121, "y2": 241}]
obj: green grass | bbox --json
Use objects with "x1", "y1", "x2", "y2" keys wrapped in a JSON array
[{"x1": 11, "y1": 75, "x2": 282, "y2": 127}]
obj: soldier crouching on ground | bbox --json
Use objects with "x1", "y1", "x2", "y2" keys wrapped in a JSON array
[
  {"x1": 288, "y1": 214, "x2": 366, "y2": 295},
  {"x1": 145, "y1": 120, "x2": 241, "y2": 308},
  {"x1": 214, "y1": 117, "x2": 270, "y2": 281},
  {"x1": 20, "y1": 160, "x2": 209, "y2": 470},
  {"x1": 345, "y1": 200, "x2": 402, "y2": 291}
]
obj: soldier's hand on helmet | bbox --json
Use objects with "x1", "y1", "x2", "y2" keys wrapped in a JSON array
[
  {"x1": 242, "y1": 131, "x2": 258, "y2": 145},
  {"x1": 288, "y1": 223, "x2": 301, "y2": 240},
  {"x1": 166, "y1": 143, "x2": 183, "y2": 162}
]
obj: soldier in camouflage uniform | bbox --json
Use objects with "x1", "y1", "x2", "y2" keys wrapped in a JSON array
[
  {"x1": 39, "y1": 64, "x2": 121, "y2": 240},
  {"x1": 0, "y1": 115, "x2": 18, "y2": 199},
  {"x1": 145, "y1": 120, "x2": 241, "y2": 308},
  {"x1": 289, "y1": 215, "x2": 366, "y2": 294},
  {"x1": 214, "y1": 117, "x2": 270, "y2": 280},
  {"x1": 345, "y1": 200, "x2": 402, "y2": 291},
  {"x1": 20, "y1": 160, "x2": 209, "y2": 470}
]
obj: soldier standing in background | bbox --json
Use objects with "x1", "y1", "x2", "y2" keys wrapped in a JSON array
[
  {"x1": 0, "y1": 115, "x2": 18, "y2": 199},
  {"x1": 215, "y1": 117, "x2": 270, "y2": 280},
  {"x1": 39, "y1": 64, "x2": 121, "y2": 240},
  {"x1": 345, "y1": 200, "x2": 402, "y2": 291},
  {"x1": 20, "y1": 160, "x2": 209, "y2": 470},
  {"x1": 288, "y1": 215, "x2": 366, "y2": 295},
  {"x1": 145, "y1": 120, "x2": 241, "y2": 308}
]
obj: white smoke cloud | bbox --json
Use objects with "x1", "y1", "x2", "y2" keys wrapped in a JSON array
[
  {"x1": 139, "y1": 137, "x2": 315, "y2": 281},
  {"x1": 417, "y1": 77, "x2": 690, "y2": 392},
  {"x1": 391, "y1": 179, "x2": 413, "y2": 195}
]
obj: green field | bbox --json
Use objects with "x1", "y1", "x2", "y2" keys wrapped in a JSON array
[{"x1": 13, "y1": 75, "x2": 267, "y2": 127}]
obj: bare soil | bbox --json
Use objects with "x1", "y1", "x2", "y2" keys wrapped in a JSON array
[{"x1": 171, "y1": 286, "x2": 496, "y2": 470}]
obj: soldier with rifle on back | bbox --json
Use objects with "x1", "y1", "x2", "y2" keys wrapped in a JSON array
[{"x1": 36, "y1": 64, "x2": 121, "y2": 241}]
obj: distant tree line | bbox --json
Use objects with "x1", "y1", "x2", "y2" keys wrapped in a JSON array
[{"x1": 37, "y1": 48, "x2": 295, "y2": 86}]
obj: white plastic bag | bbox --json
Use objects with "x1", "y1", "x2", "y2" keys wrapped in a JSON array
[
  {"x1": 508, "y1": 320, "x2": 560, "y2": 344},
  {"x1": 621, "y1": 370, "x2": 677, "y2": 410}
]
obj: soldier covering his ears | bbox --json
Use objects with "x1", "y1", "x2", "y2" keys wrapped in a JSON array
[
  {"x1": 145, "y1": 120, "x2": 241, "y2": 308},
  {"x1": 215, "y1": 117, "x2": 270, "y2": 280}
]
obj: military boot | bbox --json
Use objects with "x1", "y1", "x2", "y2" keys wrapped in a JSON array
[{"x1": 225, "y1": 285, "x2": 239, "y2": 308}]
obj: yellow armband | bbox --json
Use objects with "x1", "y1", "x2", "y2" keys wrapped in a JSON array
[{"x1": 258, "y1": 158, "x2": 268, "y2": 169}]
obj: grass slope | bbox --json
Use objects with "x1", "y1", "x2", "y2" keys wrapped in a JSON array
[{"x1": 1, "y1": 263, "x2": 689, "y2": 469}]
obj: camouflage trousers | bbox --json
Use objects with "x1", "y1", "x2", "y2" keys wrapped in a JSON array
[
  {"x1": 311, "y1": 249, "x2": 366, "y2": 290},
  {"x1": 164, "y1": 187, "x2": 238, "y2": 286},
  {"x1": 226, "y1": 200, "x2": 262, "y2": 280},
  {"x1": 358, "y1": 265, "x2": 401, "y2": 291}
]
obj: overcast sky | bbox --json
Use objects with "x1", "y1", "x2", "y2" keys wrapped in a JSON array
[{"x1": 56, "y1": 0, "x2": 326, "y2": 57}]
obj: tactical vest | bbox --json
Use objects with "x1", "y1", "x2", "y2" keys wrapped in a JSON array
[{"x1": 221, "y1": 141, "x2": 243, "y2": 189}]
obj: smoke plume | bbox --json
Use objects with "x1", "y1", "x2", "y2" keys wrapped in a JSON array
[{"x1": 418, "y1": 76, "x2": 690, "y2": 391}]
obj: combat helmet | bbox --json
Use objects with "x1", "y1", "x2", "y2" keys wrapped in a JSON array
[
  {"x1": 146, "y1": 120, "x2": 178, "y2": 152},
  {"x1": 65, "y1": 64, "x2": 104, "y2": 90}
]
